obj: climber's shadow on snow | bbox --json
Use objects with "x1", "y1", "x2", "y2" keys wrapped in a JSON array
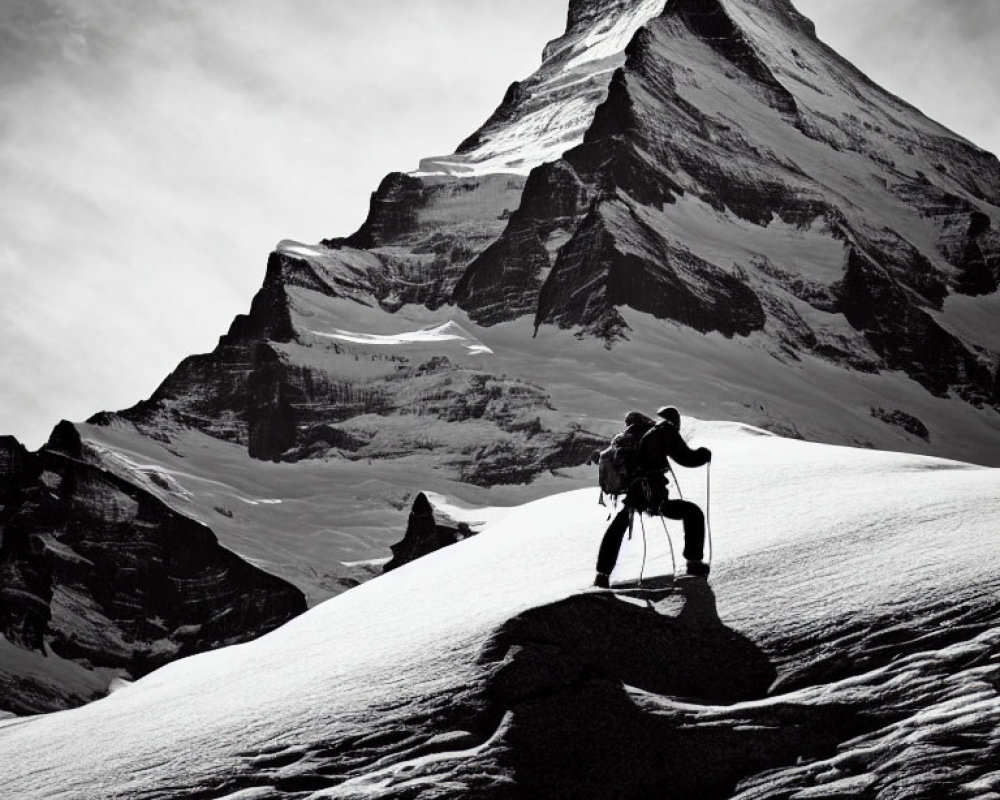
[
  {"x1": 481, "y1": 578, "x2": 774, "y2": 705},
  {"x1": 478, "y1": 584, "x2": 843, "y2": 800}
]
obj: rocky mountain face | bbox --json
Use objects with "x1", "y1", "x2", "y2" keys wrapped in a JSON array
[
  {"x1": 105, "y1": 0, "x2": 1000, "y2": 476},
  {"x1": 0, "y1": 424, "x2": 306, "y2": 714},
  {"x1": 420, "y1": 0, "x2": 668, "y2": 177},
  {"x1": 118, "y1": 250, "x2": 602, "y2": 483},
  {"x1": 285, "y1": 0, "x2": 1000, "y2": 463}
]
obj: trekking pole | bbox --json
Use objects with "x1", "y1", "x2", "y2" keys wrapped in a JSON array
[
  {"x1": 706, "y1": 462, "x2": 713, "y2": 566},
  {"x1": 659, "y1": 516, "x2": 677, "y2": 577},
  {"x1": 638, "y1": 513, "x2": 648, "y2": 587}
]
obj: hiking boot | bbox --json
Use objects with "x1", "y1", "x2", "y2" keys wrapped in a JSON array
[
  {"x1": 685, "y1": 560, "x2": 710, "y2": 577},
  {"x1": 593, "y1": 572, "x2": 610, "y2": 589}
]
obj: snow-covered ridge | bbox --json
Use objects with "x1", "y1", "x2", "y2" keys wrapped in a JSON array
[
  {"x1": 2, "y1": 422, "x2": 998, "y2": 797},
  {"x1": 560, "y1": 0, "x2": 666, "y2": 70},
  {"x1": 416, "y1": 0, "x2": 665, "y2": 176}
]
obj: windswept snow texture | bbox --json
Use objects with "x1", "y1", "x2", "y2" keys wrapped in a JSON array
[{"x1": 2, "y1": 422, "x2": 999, "y2": 798}]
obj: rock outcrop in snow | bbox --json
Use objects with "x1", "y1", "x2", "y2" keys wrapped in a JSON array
[{"x1": 384, "y1": 492, "x2": 472, "y2": 572}]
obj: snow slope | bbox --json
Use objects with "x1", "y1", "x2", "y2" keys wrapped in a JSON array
[
  {"x1": 74, "y1": 289, "x2": 1000, "y2": 612},
  {"x1": 3, "y1": 421, "x2": 998, "y2": 798}
]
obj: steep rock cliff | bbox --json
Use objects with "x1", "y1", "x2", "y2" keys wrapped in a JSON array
[{"x1": 0, "y1": 423, "x2": 306, "y2": 714}]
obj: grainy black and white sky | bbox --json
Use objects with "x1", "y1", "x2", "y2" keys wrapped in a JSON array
[{"x1": 2, "y1": 0, "x2": 999, "y2": 448}]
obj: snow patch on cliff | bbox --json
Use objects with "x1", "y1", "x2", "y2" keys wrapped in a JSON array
[{"x1": 317, "y1": 320, "x2": 492, "y2": 356}]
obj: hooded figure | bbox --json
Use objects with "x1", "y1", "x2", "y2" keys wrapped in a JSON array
[{"x1": 594, "y1": 406, "x2": 712, "y2": 588}]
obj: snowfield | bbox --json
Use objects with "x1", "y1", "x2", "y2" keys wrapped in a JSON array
[{"x1": 2, "y1": 420, "x2": 999, "y2": 798}]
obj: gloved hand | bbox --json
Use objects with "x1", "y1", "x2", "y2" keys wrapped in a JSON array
[{"x1": 699, "y1": 447, "x2": 712, "y2": 463}]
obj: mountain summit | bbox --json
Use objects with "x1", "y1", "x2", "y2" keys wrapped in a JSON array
[{"x1": 320, "y1": 0, "x2": 1000, "y2": 462}]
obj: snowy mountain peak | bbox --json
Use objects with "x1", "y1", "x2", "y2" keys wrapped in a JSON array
[
  {"x1": 416, "y1": 0, "x2": 665, "y2": 177},
  {"x1": 545, "y1": 0, "x2": 667, "y2": 68}
]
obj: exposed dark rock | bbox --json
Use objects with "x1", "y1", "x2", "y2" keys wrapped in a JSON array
[
  {"x1": 384, "y1": 492, "x2": 471, "y2": 572},
  {"x1": 343, "y1": 173, "x2": 429, "y2": 250},
  {"x1": 515, "y1": 160, "x2": 591, "y2": 224},
  {"x1": 955, "y1": 211, "x2": 999, "y2": 296},
  {"x1": 86, "y1": 411, "x2": 119, "y2": 428},
  {"x1": 45, "y1": 419, "x2": 84, "y2": 458},
  {"x1": 451, "y1": 219, "x2": 552, "y2": 325},
  {"x1": 456, "y1": 82, "x2": 527, "y2": 153},
  {"x1": 871, "y1": 407, "x2": 930, "y2": 441},
  {"x1": 285, "y1": 425, "x2": 372, "y2": 461},
  {"x1": 562, "y1": 0, "x2": 639, "y2": 40},
  {"x1": 246, "y1": 344, "x2": 301, "y2": 461},
  {"x1": 861, "y1": 228, "x2": 949, "y2": 308},
  {"x1": 460, "y1": 424, "x2": 604, "y2": 486},
  {"x1": 0, "y1": 426, "x2": 306, "y2": 714},
  {"x1": 837, "y1": 247, "x2": 995, "y2": 402},
  {"x1": 125, "y1": 297, "x2": 603, "y2": 481},
  {"x1": 454, "y1": 161, "x2": 591, "y2": 324},
  {"x1": 0, "y1": 435, "x2": 28, "y2": 477},
  {"x1": 536, "y1": 200, "x2": 766, "y2": 339},
  {"x1": 750, "y1": 255, "x2": 838, "y2": 312},
  {"x1": 664, "y1": 0, "x2": 798, "y2": 117},
  {"x1": 226, "y1": 252, "x2": 300, "y2": 344},
  {"x1": 583, "y1": 68, "x2": 644, "y2": 143},
  {"x1": 572, "y1": 137, "x2": 685, "y2": 210}
]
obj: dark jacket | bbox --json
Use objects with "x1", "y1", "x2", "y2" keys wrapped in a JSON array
[
  {"x1": 637, "y1": 421, "x2": 711, "y2": 474},
  {"x1": 626, "y1": 421, "x2": 710, "y2": 512}
]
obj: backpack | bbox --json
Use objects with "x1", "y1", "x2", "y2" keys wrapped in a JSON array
[{"x1": 597, "y1": 412, "x2": 656, "y2": 502}]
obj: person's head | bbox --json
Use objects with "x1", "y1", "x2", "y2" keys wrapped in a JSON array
[
  {"x1": 624, "y1": 410, "x2": 648, "y2": 427},
  {"x1": 657, "y1": 406, "x2": 680, "y2": 428}
]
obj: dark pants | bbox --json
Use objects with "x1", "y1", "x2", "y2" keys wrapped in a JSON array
[{"x1": 596, "y1": 499, "x2": 705, "y2": 576}]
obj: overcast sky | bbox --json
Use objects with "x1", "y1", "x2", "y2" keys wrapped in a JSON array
[{"x1": 2, "y1": 1, "x2": 998, "y2": 449}]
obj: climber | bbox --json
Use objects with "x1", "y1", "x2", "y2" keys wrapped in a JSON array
[{"x1": 593, "y1": 405, "x2": 712, "y2": 588}]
